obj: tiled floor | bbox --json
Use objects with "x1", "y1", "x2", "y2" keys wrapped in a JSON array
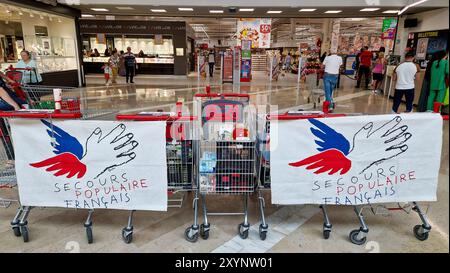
[{"x1": 0, "y1": 71, "x2": 448, "y2": 252}]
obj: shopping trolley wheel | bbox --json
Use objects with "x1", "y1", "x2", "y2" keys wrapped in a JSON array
[
  {"x1": 349, "y1": 229, "x2": 366, "y2": 245},
  {"x1": 185, "y1": 226, "x2": 199, "y2": 243},
  {"x1": 12, "y1": 226, "x2": 21, "y2": 237},
  {"x1": 413, "y1": 225, "x2": 429, "y2": 241},
  {"x1": 238, "y1": 223, "x2": 249, "y2": 239},
  {"x1": 86, "y1": 226, "x2": 93, "y2": 244},
  {"x1": 323, "y1": 230, "x2": 331, "y2": 239},
  {"x1": 20, "y1": 225, "x2": 29, "y2": 243},
  {"x1": 200, "y1": 224, "x2": 210, "y2": 240},
  {"x1": 122, "y1": 228, "x2": 133, "y2": 244},
  {"x1": 259, "y1": 224, "x2": 268, "y2": 241}
]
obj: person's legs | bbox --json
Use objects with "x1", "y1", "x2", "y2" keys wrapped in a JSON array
[
  {"x1": 364, "y1": 67, "x2": 370, "y2": 89},
  {"x1": 129, "y1": 67, "x2": 135, "y2": 83},
  {"x1": 125, "y1": 66, "x2": 130, "y2": 83},
  {"x1": 436, "y1": 88, "x2": 447, "y2": 104},
  {"x1": 209, "y1": 63, "x2": 214, "y2": 77},
  {"x1": 392, "y1": 89, "x2": 404, "y2": 113},
  {"x1": 112, "y1": 67, "x2": 118, "y2": 83},
  {"x1": 404, "y1": 88, "x2": 415, "y2": 112},
  {"x1": 356, "y1": 67, "x2": 362, "y2": 87},
  {"x1": 329, "y1": 74, "x2": 338, "y2": 107},
  {"x1": 427, "y1": 90, "x2": 438, "y2": 111},
  {"x1": 323, "y1": 74, "x2": 332, "y2": 102}
]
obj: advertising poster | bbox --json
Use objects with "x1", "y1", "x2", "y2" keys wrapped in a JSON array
[
  {"x1": 237, "y1": 18, "x2": 272, "y2": 48},
  {"x1": 222, "y1": 50, "x2": 233, "y2": 83},
  {"x1": 416, "y1": 38, "x2": 429, "y2": 60},
  {"x1": 381, "y1": 18, "x2": 397, "y2": 40},
  {"x1": 330, "y1": 20, "x2": 340, "y2": 53},
  {"x1": 270, "y1": 114, "x2": 442, "y2": 205}
]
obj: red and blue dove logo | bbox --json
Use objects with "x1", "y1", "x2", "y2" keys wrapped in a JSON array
[
  {"x1": 289, "y1": 118, "x2": 352, "y2": 175},
  {"x1": 30, "y1": 119, "x2": 87, "y2": 179}
]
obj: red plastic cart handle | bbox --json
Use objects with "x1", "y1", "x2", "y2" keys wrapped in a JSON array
[
  {"x1": 268, "y1": 113, "x2": 347, "y2": 120},
  {"x1": 116, "y1": 114, "x2": 196, "y2": 121},
  {"x1": 194, "y1": 93, "x2": 250, "y2": 98},
  {"x1": 0, "y1": 111, "x2": 82, "y2": 119}
]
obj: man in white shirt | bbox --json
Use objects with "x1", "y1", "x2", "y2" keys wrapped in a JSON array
[
  {"x1": 392, "y1": 52, "x2": 421, "y2": 113},
  {"x1": 322, "y1": 51, "x2": 343, "y2": 110}
]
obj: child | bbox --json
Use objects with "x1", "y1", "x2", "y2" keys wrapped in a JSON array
[{"x1": 101, "y1": 63, "x2": 111, "y2": 85}]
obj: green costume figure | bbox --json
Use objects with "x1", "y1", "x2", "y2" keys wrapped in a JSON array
[{"x1": 427, "y1": 51, "x2": 449, "y2": 111}]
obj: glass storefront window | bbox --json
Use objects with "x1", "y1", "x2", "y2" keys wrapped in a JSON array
[{"x1": 22, "y1": 35, "x2": 77, "y2": 73}]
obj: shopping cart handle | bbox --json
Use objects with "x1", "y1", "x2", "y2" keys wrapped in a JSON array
[
  {"x1": 0, "y1": 110, "x2": 82, "y2": 119},
  {"x1": 116, "y1": 114, "x2": 196, "y2": 121},
  {"x1": 194, "y1": 93, "x2": 250, "y2": 98},
  {"x1": 269, "y1": 113, "x2": 347, "y2": 120}
]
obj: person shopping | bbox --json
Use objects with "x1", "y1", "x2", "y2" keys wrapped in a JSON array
[
  {"x1": 123, "y1": 47, "x2": 136, "y2": 84},
  {"x1": 391, "y1": 52, "x2": 421, "y2": 113},
  {"x1": 208, "y1": 50, "x2": 215, "y2": 77},
  {"x1": 0, "y1": 73, "x2": 26, "y2": 111},
  {"x1": 16, "y1": 50, "x2": 42, "y2": 85},
  {"x1": 371, "y1": 53, "x2": 386, "y2": 93},
  {"x1": 109, "y1": 50, "x2": 120, "y2": 84},
  {"x1": 356, "y1": 46, "x2": 372, "y2": 89},
  {"x1": 427, "y1": 50, "x2": 449, "y2": 111},
  {"x1": 322, "y1": 50, "x2": 343, "y2": 111}
]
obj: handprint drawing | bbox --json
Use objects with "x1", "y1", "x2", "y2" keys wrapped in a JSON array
[
  {"x1": 30, "y1": 119, "x2": 138, "y2": 179},
  {"x1": 289, "y1": 116, "x2": 412, "y2": 175}
]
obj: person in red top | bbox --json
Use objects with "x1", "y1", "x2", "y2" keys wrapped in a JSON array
[{"x1": 356, "y1": 46, "x2": 373, "y2": 89}]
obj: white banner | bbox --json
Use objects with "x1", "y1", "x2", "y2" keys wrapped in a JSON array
[
  {"x1": 270, "y1": 114, "x2": 443, "y2": 205},
  {"x1": 10, "y1": 119, "x2": 168, "y2": 211}
]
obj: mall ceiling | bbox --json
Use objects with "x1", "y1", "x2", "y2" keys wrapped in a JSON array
[{"x1": 74, "y1": 5, "x2": 440, "y2": 18}]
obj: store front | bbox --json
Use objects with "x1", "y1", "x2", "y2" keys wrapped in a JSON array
[
  {"x1": 0, "y1": 0, "x2": 82, "y2": 87},
  {"x1": 79, "y1": 20, "x2": 194, "y2": 76}
]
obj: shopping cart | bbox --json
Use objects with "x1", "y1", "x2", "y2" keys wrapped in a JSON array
[
  {"x1": 184, "y1": 93, "x2": 266, "y2": 242},
  {"x1": 258, "y1": 106, "x2": 447, "y2": 245},
  {"x1": 0, "y1": 110, "x2": 82, "y2": 242},
  {"x1": 116, "y1": 109, "x2": 196, "y2": 244},
  {"x1": 305, "y1": 72, "x2": 324, "y2": 109},
  {"x1": 19, "y1": 85, "x2": 80, "y2": 112}
]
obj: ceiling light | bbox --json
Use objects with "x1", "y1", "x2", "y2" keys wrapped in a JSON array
[
  {"x1": 58, "y1": 18, "x2": 62, "y2": 23},
  {"x1": 360, "y1": 8, "x2": 380, "y2": 11},
  {"x1": 18, "y1": 11, "x2": 23, "y2": 15},
  {"x1": 6, "y1": 9, "x2": 11, "y2": 13},
  {"x1": 40, "y1": 15, "x2": 44, "y2": 19},
  {"x1": 151, "y1": 9, "x2": 167, "y2": 12},
  {"x1": 82, "y1": 14, "x2": 94, "y2": 17},
  {"x1": 178, "y1": 8, "x2": 194, "y2": 11},
  {"x1": 209, "y1": 10, "x2": 224, "y2": 13},
  {"x1": 29, "y1": 13, "x2": 34, "y2": 17},
  {"x1": 299, "y1": 9, "x2": 316, "y2": 12},
  {"x1": 91, "y1": 8, "x2": 109, "y2": 11},
  {"x1": 116, "y1": 7, "x2": 134, "y2": 10},
  {"x1": 267, "y1": 10, "x2": 282, "y2": 14},
  {"x1": 383, "y1": 10, "x2": 400, "y2": 13},
  {"x1": 239, "y1": 8, "x2": 255, "y2": 12},
  {"x1": 398, "y1": 0, "x2": 428, "y2": 15},
  {"x1": 49, "y1": 16, "x2": 53, "y2": 21},
  {"x1": 325, "y1": 10, "x2": 342, "y2": 13}
]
